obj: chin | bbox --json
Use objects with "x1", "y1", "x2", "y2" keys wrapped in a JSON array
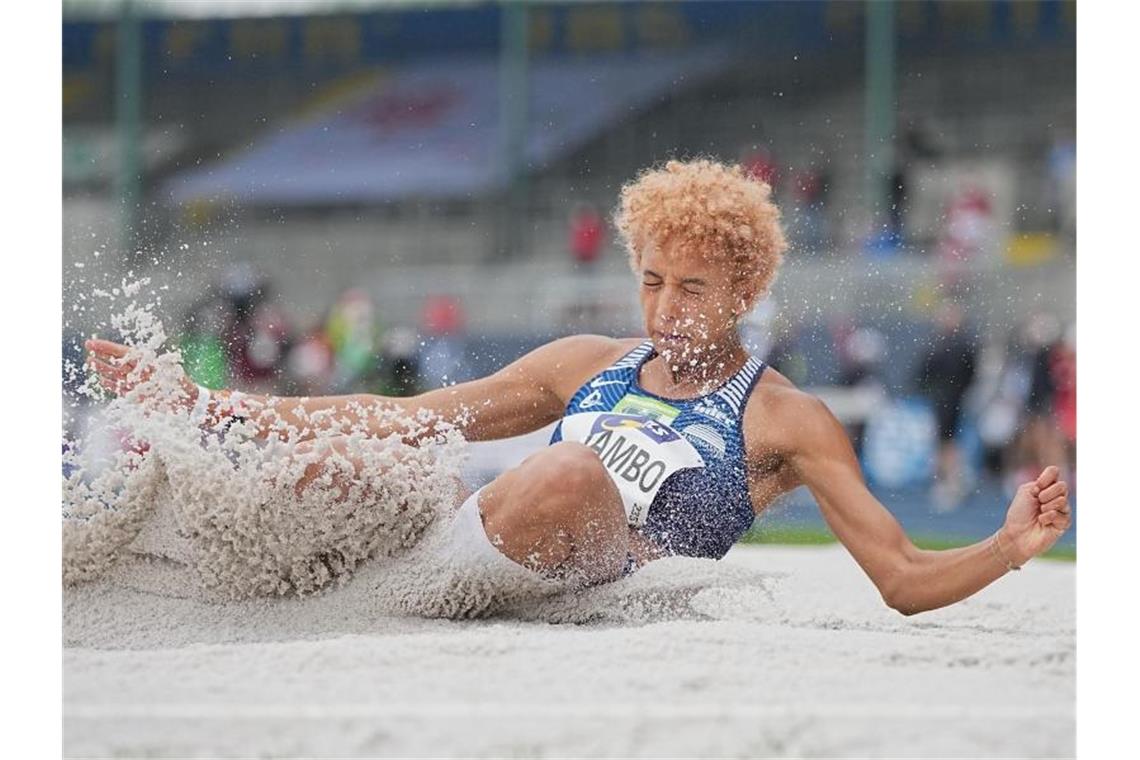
[{"x1": 653, "y1": 337, "x2": 699, "y2": 360}]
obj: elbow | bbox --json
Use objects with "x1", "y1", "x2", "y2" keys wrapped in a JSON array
[
  {"x1": 881, "y1": 586, "x2": 926, "y2": 616},
  {"x1": 877, "y1": 554, "x2": 924, "y2": 616},
  {"x1": 884, "y1": 594, "x2": 922, "y2": 616},
  {"x1": 879, "y1": 584, "x2": 916, "y2": 616}
]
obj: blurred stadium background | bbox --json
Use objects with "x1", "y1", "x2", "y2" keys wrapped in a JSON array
[{"x1": 62, "y1": 0, "x2": 1076, "y2": 551}]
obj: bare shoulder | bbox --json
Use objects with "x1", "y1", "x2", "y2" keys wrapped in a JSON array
[
  {"x1": 526, "y1": 334, "x2": 638, "y2": 375},
  {"x1": 743, "y1": 367, "x2": 843, "y2": 456},
  {"x1": 520, "y1": 334, "x2": 642, "y2": 399},
  {"x1": 532, "y1": 334, "x2": 638, "y2": 368}
]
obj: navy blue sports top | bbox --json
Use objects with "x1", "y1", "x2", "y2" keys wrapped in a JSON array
[{"x1": 549, "y1": 339, "x2": 767, "y2": 560}]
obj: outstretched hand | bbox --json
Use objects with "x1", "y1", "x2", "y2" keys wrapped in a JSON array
[
  {"x1": 1002, "y1": 465, "x2": 1072, "y2": 566},
  {"x1": 84, "y1": 338, "x2": 198, "y2": 407}
]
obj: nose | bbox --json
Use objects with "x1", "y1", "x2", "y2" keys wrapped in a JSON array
[{"x1": 655, "y1": 285, "x2": 683, "y2": 324}]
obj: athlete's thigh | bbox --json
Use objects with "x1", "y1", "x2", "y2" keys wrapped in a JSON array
[{"x1": 478, "y1": 442, "x2": 629, "y2": 582}]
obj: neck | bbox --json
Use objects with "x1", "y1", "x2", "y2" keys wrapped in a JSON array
[{"x1": 655, "y1": 332, "x2": 748, "y2": 390}]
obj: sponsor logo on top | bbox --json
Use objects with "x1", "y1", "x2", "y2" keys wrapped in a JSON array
[
  {"x1": 588, "y1": 413, "x2": 679, "y2": 444},
  {"x1": 693, "y1": 401, "x2": 734, "y2": 428},
  {"x1": 579, "y1": 389, "x2": 605, "y2": 409}
]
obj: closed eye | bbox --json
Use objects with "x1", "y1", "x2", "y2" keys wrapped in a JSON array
[{"x1": 681, "y1": 277, "x2": 707, "y2": 296}]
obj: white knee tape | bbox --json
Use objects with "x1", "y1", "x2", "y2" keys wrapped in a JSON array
[
  {"x1": 448, "y1": 488, "x2": 533, "y2": 576},
  {"x1": 394, "y1": 487, "x2": 566, "y2": 620}
]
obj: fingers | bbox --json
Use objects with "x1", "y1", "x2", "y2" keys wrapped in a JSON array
[
  {"x1": 86, "y1": 350, "x2": 150, "y2": 396},
  {"x1": 86, "y1": 350, "x2": 139, "y2": 375},
  {"x1": 1037, "y1": 485, "x2": 1072, "y2": 532},
  {"x1": 1035, "y1": 465, "x2": 1060, "y2": 490},
  {"x1": 86, "y1": 341, "x2": 137, "y2": 377},
  {"x1": 87, "y1": 356, "x2": 130, "y2": 384},
  {"x1": 83, "y1": 338, "x2": 185, "y2": 406},
  {"x1": 1038, "y1": 480, "x2": 1068, "y2": 504},
  {"x1": 1038, "y1": 509, "x2": 1072, "y2": 532},
  {"x1": 85, "y1": 338, "x2": 129, "y2": 359},
  {"x1": 89, "y1": 362, "x2": 128, "y2": 395},
  {"x1": 88, "y1": 355, "x2": 127, "y2": 373},
  {"x1": 86, "y1": 357, "x2": 120, "y2": 381},
  {"x1": 1040, "y1": 494, "x2": 1070, "y2": 515}
]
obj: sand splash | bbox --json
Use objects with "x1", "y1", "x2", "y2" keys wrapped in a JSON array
[{"x1": 61, "y1": 279, "x2": 509, "y2": 608}]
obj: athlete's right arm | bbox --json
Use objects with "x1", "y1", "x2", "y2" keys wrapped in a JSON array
[
  {"x1": 226, "y1": 334, "x2": 613, "y2": 443},
  {"x1": 86, "y1": 335, "x2": 621, "y2": 444}
]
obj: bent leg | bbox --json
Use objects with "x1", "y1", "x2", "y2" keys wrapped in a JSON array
[{"x1": 478, "y1": 441, "x2": 629, "y2": 584}]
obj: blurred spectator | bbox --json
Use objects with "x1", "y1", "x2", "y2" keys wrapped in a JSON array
[
  {"x1": 326, "y1": 288, "x2": 380, "y2": 392},
  {"x1": 1053, "y1": 324, "x2": 1077, "y2": 458},
  {"x1": 567, "y1": 202, "x2": 607, "y2": 329},
  {"x1": 285, "y1": 325, "x2": 335, "y2": 397},
  {"x1": 764, "y1": 318, "x2": 809, "y2": 388},
  {"x1": 221, "y1": 263, "x2": 292, "y2": 392},
  {"x1": 914, "y1": 303, "x2": 978, "y2": 510},
  {"x1": 937, "y1": 185, "x2": 995, "y2": 290},
  {"x1": 180, "y1": 297, "x2": 229, "y2": 390},
  {"x1": 900, "y1": 114, "x2": 945, "y2": 161},
  {"x1": 420, "y1": 294, "x2": 468, "y2": 389},
  {"x1": 375, "y1": 326, "x2": 422, "y2": 397},
  {"x1": 739, "y1": 299, "x2": 776, "y2": 360},
  {"x1": 889, "y1": 115, "x2": 944, "y2": 243},
  {"x1": 220, "y1": 262, "x2": 261, "y2": 320},
  {"x1": 790, "y1": 164, "x2": 831, "y2": 251},
  {"x1": 569, "y1": 202, "x2": 605, "y2": 267},
  {"x1": 840, "y1": 326, "x2": 887, "y2": 391},
  {"x1": 964, "y1": 334, "x2": 1027, "y2": 477},
  {"x1": 741, "y1": 146, "x2": 779, "y2": 191},
  {"x1": 837, "y1": 325, "x2": 888, "y2": 456},
  {"x1": 1008, "y1": 313, "x2": 1072, "y2": 489}
]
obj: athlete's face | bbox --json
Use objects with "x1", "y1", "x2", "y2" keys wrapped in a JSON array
[{"x1": 637, "y1": 241, "x2": 751, "y2": 368}]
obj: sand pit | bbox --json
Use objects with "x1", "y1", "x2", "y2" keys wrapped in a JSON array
[
  {"x1": 63, "y1": 290, "x2": 1075, "y2": 757},
  {"x1": 64, "y1": 543, "x2": 1074, "y2": 758}
]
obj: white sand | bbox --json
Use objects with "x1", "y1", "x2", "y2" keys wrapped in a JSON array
[{"x1": 64, "y1": 543, "x2": 1074, "y2": 758}]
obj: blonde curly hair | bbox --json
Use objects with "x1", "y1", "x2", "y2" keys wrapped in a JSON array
[{"x1": 614, "y1": 158, "x2": 788, "y2": 308}]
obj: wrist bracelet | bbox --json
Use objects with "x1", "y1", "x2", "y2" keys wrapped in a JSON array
[
  {"x1": 990, "y1": 530, "x2": 1022, "y2": 571},
  {"x1": 189, "y1": 385, "x2": 212, "y2": 427}
]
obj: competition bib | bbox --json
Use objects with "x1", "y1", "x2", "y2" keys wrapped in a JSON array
[{"x1": 559, "y1": 412, "x2": 706, "y2": 526}]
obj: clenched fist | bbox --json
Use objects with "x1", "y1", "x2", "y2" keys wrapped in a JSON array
[{"x1": 1002, "y1": 465, "x2": 1073, "y2": 566}]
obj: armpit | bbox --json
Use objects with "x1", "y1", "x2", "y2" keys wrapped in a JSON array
[{"x1": 747, "y1": 455, "x2": 800, "y2": 516}]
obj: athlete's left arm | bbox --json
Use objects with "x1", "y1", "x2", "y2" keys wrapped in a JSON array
[{"x1": 759, "y1": 388, "x2": 1072, "y2": 615}]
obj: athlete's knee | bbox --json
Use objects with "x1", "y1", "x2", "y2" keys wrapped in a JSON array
[
  {"x1": 484, "y1": 442, "x2": 609, "y2": 530},
  {"x1": 530, "y1": 441, "x2": 608, "y2": 496},
  {"x1": 532, "y1": 445, "x2": 626, "y2": 577},
  {"x1": 522, "y1": 443, "x2": 625, "y2": 537}
]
